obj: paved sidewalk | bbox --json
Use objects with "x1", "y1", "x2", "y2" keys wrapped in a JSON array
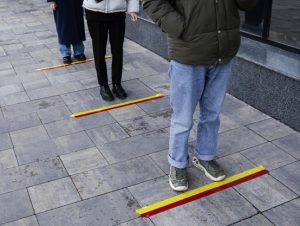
[{"x1": 0, "y1": 1, "x2": 299, "y2": 226}]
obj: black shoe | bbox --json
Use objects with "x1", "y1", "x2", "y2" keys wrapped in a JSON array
[
  {"x1": 74, "y1": 54, "x2": 86, "y2": 61},
  {"x1": 63, "y1": 56, "x2": 72, "y2": 64},
  {"x1": 100, "y1": 85, "x2": 114, "y2": 101},
  {"x1": 112, "y1": 84, "x2": 127, "y2": 99}
]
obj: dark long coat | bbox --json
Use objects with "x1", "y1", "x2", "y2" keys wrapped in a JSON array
[{"x1": 47, "y1": 0, "x2": 86, "y2": 45}]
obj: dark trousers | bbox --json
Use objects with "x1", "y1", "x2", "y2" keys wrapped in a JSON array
[{"x1": 87, "y1": 19, "x2": 125, "y2": 86}]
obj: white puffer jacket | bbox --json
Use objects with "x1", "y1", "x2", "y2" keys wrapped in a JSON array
[{"x1": 83, "y1": 0, "x2": 139, "y2": 13}]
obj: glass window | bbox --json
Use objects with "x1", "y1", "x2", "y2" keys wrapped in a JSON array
[{"x1": 269, "y1": 0, "x2": 300, "y2": 49}]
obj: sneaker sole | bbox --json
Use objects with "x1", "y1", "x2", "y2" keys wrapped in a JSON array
[
  {"x1": 192, "y1": 158, "x2": 226, "y2": 182},
  {"x1": 169, "y1": 179, "x2": 188, "y2": 192}
]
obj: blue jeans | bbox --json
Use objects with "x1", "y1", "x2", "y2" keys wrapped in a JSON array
[
  {"x1": 168, "y1": 60, "x2": 232, "y2": 168},
  {"x1": 59, "y1": 42, "x2": 85, "y2": 57}
]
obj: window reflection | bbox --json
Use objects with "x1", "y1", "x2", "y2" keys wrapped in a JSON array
[{"x1": 269, "y1": 0, "x2": 300, "y2": 49}]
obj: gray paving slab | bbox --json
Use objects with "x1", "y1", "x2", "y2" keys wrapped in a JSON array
[
  {"x1": 28, "y1": 177, "x2": 81, "y2": 213},
  {"x1": 22, "y1": 78, "x2": 51, "y2": 91},
  {"x1": 149, "y1": 189, "x2": 257, "y2": 226},
  {"x1": 0, "y1": 149, "x2": 18, "y2": 169},
  {"x1": 17, "y1": 71, "x2": 46, "y2": 84},
  {"x1": 117, "y1": 218, "x2": 155, "y2": 226},
  {"x1": 10, "y1": 125, "x2": 49, "y2": 146},
  {"x1": 247, "y1": 118, "x2": 296, "y2": 141},
  {"x1": 271, "y1": 161, "x2": 300, "y2": 195},
  {"x1": 122, "y1": 64, "x2": 158, "y2": 81},
  {"x1": 130, "y1": 177, "x2": 257, "y2": 226},
  {"x1": 0, "y1": 62, "x2": 12, "y2": 71},
  {"x1": 43, "y1": 66, "x2": 78, "y2": 77},
  {"x1": 149, "y1": 149, "x2": 172, "y2": 174},
  {"x1": 44, "y1": 113, "x2": 115, "y2": 138},
  {"x1": 99, "y1": 130, "x2": 169, "y2": 164},
  {"x1": 232, "y1": 214, "x2": 274, "y2": 226},
  {"x1": 272, "y1": 133, "x2": 300, "y2": 159},
  {"x1": 139, "y1": 73, "x2": 170, "y2": 95},
  {"x1": 222, "y1": 94, "x2": 249, "y2": 112},
  {"x1": 0, "y1": 189, "x2": 34, "y2": 225},
  {"x1": 60, "y1": 147, "x2": 108, "y2": 175},
  {"x1": 60, "y1": 90, "x2": 95, "y2": 105},
  {"x1": 109, "y1": 105, "x2": 146, "y2": 121},
  {"x1": 54, "y1": 131, "x2": 95, "y2": 153},
  {"x1": 223, "y1": 105, "x2": 270, "y2": 126},
  {"x1": 0, "y1": 84, "x2": 24, "y2": 97},
  {"x1": 65, "y1": 99, "x2": 103, "y2": 114},
  {"x1": 48, "y1": 70, "x2": 95, "y2": 86},
  {"x1": 79, "y1": 77, "x2": 100, "y2": 89},
  {"x1": 72, "y1": 156, "x2": 164, "y2": 199},
  {"x1": 219, "y1": 114, "x2": 241, "y2": 133},
  {"x1": 118, "y1": 79, "x2": 156, "y2": 100},
  {"x1": 217, "y1": 127, "x2": 267, "y2": 157},
  {"x1": 241, "y1": 142, "x2": 296, "y2": 171},
  {"x1": 234, "y1": 175, "x2": 297, "y2": 211},
  {"x1": 137, "y1": 96, "x2": 170, "y2": 114},
  {"x1": 0, "y1": 157, "x2": 67, "y2": 194},
  {"x1": 0, "y1": 92, "x2": 29, "y2": 107},
  {"x1": 0, "y1": 47, "x2": 6, "y2": 57},
  {"x1": 0, "y1": 75, "x2": 20, "y2": 87},
  {"x1": 2, "y1": 96, "x2": 65, "y2": 119},
  {"x1": 264, "y1": 198, "x2": 300, "y2": 226},
  {"x1": 0, "y1": 216, "x2": 39, "y2": 226},
  {"x1": 0, "y1": 133, "x2": 12, "y2": 151},
  {"x1": 14, "y1": 132, "x2": 93, "y2": 165},
  {"x1": 119, "y1": 112, "x2": 170, "y2": 136},
  {"x1": 0, "y1": 68, "x2": 16, "y2": 77},
  {"x1": 148, "y1": 146, "x2": 194, "y2": 175},
  {"x1": 0, "y1": 113, "x2": 41, "y2": 134},
  {"x1": 217, "y1": 153, "x2": 256, "y2": 177},
  {"x1": 14, "y1": 139, "x2": 60, "y2": 165},
  {"x1": 37, "y1": 105, "x2": 71, "y2": 124},
  {"x1": 37, "y1": 189, "x2": 140, "y2": 226},
  {"x1": 26, "y1": 81, "x2": 85, "y2": 100},
  {"x1": 86, "y1": 123, "x2": 129, "y2": 145}
]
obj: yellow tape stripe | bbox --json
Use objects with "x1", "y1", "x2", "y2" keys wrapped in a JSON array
[
  {"x1": 70, "y1": 92, "x2": 164, "y2": 118},
  {"x1": 36, "y1": 54, "x2": 112, "y2": 71},
  {"x1": 136, "y1": 165, "x2": 266, "y2": 215}
]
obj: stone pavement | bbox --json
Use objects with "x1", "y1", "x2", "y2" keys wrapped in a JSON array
[{"x1": 0, "y1": 1, "x2": 299, "y2": 226}]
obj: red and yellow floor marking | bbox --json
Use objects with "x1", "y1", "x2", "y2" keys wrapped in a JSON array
[
  {"x1": 70, "y1": 92, "x2": 164, "y2": 118},
  {"x1": 136, "y1": 165, "x2": 269, "y2": 218},
  {"x1": 36, "y1": 54, "x2": 112, "y2": 71}
]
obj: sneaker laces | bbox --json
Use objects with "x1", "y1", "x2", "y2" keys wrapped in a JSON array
[
  {"x1": 207, "y1": 160, "x2": 221, "y2": 172},
  {"x1": 174, "y1": 167, "x2": 186, "y2": 180}
]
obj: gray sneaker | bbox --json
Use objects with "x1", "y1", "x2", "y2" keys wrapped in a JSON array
[
  {"x1": 169, "y1": 166, "x2": 188, "y2": 192},
  {"x1": 192, "y1": 157, "x2": 226, "y2": 181}
]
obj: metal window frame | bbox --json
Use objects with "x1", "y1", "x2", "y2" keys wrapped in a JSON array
[{"x1": 241, "y1": 0, "x2": 300, "y2": 54}]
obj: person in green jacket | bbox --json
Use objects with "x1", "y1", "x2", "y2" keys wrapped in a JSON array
[{"x1": 142, "y1": 0, "x2": 257, "y2": 191}]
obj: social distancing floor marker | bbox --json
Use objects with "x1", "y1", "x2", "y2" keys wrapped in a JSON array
[
  {"x1": 36, "y1": 54, "x2": 112, "y2": 71},
  {"x1": 136, "y1": 165, "x2": 269, "y2": 218},
  {"x1": 70, "y1": 92, "x2": 164, "y2": 118}
]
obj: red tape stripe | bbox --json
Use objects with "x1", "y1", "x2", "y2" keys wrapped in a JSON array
[
  {"x1": 140, "y1": 169, "x2": 269, "y2": 218},
  {"x1": 73, "y1": 95, "x2": 163, "y2": 118}
]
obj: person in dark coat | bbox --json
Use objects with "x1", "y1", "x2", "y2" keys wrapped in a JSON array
[
  {"x1": 143, "y1": 0, "x2": 257, "y2": 192},
  {"x1": 48, "y1": 0, "x2": 86, "y2": 64}
]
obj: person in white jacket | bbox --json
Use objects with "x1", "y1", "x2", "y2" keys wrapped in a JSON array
[{"x1": 83, "y1": 0, "x2": 139, "y2": 101}]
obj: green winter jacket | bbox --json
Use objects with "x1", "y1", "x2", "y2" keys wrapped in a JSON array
[{"x1": 142, "y1": 0, "x2": 257, "y2": 65}]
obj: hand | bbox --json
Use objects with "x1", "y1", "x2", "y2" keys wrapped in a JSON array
[
  {"x1": 130, "y1": 13, "x2": 138, "y2": 22},
  {"x1": 49, "y1": 2, "x2": 57, "y2": 10}
]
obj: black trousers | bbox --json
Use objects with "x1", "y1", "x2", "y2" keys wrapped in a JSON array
[{"x1": 87, "y1": 18, "x2": 125, "y2": 86}]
